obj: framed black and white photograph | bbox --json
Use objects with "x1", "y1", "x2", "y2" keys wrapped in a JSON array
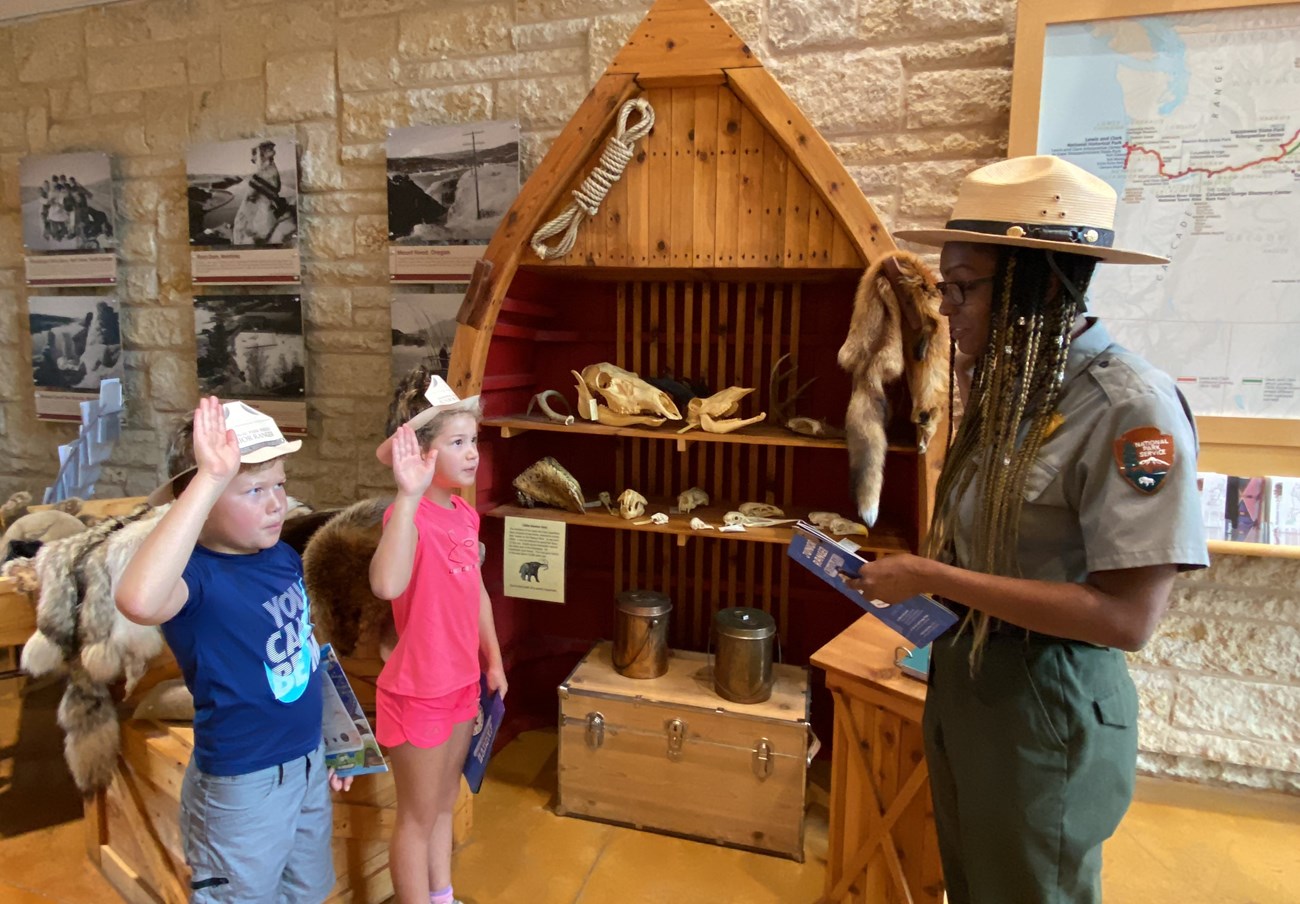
[
  {"x1": 387, "y1": 120, "x2": 520, "y2": 281},
  {"x1": 28, "y1": 294, "x2": 123, "y2": 420},
  {"x1": 195, "y1": 294, "x2": 304, "y2": 397},
  {"x1": 20, "y1": 152, "x2": 118, "y2": 287},
  {"x1": 391, "y1": 288, "x2": 466, "y2": 386},
  {"x1": 187, "y1": 138, "x2": 301, "y2": 285}
]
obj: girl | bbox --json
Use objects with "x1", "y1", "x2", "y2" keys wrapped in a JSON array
[
  {"x1": 369, "y1": 369, "x2": 507, "y2": 904},
  {"x1": 845, "y1": 157, "x2": 1207, "y2": 903}
]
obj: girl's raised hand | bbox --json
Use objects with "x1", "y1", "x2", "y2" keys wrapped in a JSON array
[
  {"x1": 192, "y1": 396, "x2": 242, "y2": 487},
  {"x1": 390, "y1": 424, "x2": 437, "y2": 498}
]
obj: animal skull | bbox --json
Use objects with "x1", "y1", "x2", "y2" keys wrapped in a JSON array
[
  {"x1": 723, "y1": 511, "x2": 746, "y2": 526},
  {"x1": 677, "y1": 487, "x2": 709, "y2": 514},
  {"x1": 618, "y1": 489, "x2": 647, "y2": 520},
  {"x1": 828, "y1": 517, "x2": 868, "y2": 537},
  {"x1": 678, "y1": 386, "x2": 766, "y2": 435},
  {"x1": 689, "y1": 517, "x2": 714, "y2": 530},
  {"x1": 739, "y1": 501, "x2": 784, "y2": 519},
  {"x1": 575, "y1": 363, "x2": 682, "y2": 422}
]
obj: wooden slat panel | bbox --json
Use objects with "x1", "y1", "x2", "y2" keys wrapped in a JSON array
[
  {"x1": 605, "y1": 134, "x2": 630, "y2": 267},
  {"x1": 646, "y1": 89, "x2": 673, "y2": 265},
  {"x1": 736, "y1": 101, "x2": 765, "y2": 265},
  {"x1": 607, "y1": 0, "x2": 761, "y2": 77},
  {"x1": 759, "y1": 131, "x2": 789, "y2": 266},
  {"x1": 784, "y1": 162, "x2": 813, "y2": 267},
  {"x1": 808, "y1": 194, "x2": 835, "y2": 266},
  {"x1": 692, "y1": 86, "x2": 719, "y2": 267},
  {"x1": 626, "y1": 119, "x2": 651, "y2": 266},
  {"x1": 714, "y1": 87, "x2": 742, "y2": 267},
  {"x1": 669, "y1": 88, "x2": 696, "y2": 267},
  {"x1": 831, "y1": 219, "x2": 860, "y2": 268}
]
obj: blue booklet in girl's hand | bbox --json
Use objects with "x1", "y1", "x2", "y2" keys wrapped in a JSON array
[
  {"x1": 787, "y1": 522, "x2": 958, "y2": 647},
  {"x1": 463, "y1": 674, "x2": 505, "y2": 794}
]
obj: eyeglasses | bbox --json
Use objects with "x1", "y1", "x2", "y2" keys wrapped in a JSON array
[{"x1": 935, "y1": 276, "x2": 995, "y2": 308}]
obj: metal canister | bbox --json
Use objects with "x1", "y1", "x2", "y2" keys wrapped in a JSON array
[
  {"x1": 712, "y1": 607, "x2": 776, "y2": 704},
  {"x1": 612, "y1": 590, "x2": 672, "y2": 679}
]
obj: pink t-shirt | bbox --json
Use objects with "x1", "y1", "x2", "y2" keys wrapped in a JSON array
[{"x1": 377, "y1": 495, "x2": 481, "y2": 698}]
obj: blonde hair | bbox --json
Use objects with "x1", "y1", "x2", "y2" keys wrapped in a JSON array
[
  {"x1": 386, "y1": 366, "x2": 483, "y2": 451},
  {"x1": 923, "y1": 248, "x2": 1096, "y2": 667}
]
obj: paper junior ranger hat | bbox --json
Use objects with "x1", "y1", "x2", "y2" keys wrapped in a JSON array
[
  {"x1": 376, "y1": 375, "x2": 480, "y2": 466},
  {"x1": 148, "y1": 401, "x2": 302, "y2": 505}
]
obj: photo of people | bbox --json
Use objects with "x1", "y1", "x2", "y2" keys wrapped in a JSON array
[
  {"x1": 194, "y1": 294, "x2": 305, "y2": 400},
  {"x1": 187, "y1": 138, "x2": 299, "y2": 247},
  {"x1": 387, "y1": 121, "x2": 520, "y2": 246},
  {"x1": 28, "y1": 295, "x2": 123, "y2": 391},
  {"x1": 390, "y1": 289, "x2": 464, "y2": 386},
  {"x1": 20, "y1": 153, "x2": 118, "y2": 254}
]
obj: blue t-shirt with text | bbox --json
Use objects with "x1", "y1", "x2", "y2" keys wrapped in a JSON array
[{"x1": 164, "y1": 542, "x2": 322, "y2": 776}]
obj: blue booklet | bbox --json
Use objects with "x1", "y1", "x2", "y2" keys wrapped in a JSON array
[
  {"x1": 463, "y1": 673, "x2": 505, "y2": 794},
  {"x1": 895, "y1": 644, "x2": 931, "y2": 682},
  {"x1": 787, "y1": 521, "x2": 958, "y2": 647},
  {"x1": 320, "y1": 644, "x2": 389, "y2": 779}
]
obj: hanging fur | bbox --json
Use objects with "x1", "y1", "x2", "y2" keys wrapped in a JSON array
[
  {"x1": 888, "y1": 250, "x2": 948, "y2": 453},
  {"x1": 21, "y1": 503, "x2": 167, "y2": 793},
  {"x1": 838, "y1": 258, "x2": 905, "y2": 527},
  {"x1": 302, "y1": 497, "x2": 395, "y2": 657}
]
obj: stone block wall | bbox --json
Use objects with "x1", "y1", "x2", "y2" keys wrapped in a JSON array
[{"x1": 0, "y1": 0, "x2": 1294, "y2": 792}]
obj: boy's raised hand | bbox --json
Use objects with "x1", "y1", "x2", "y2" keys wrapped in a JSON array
[
  {"x1": 193, "y1": 396, "x2": 242, "y2": 487},
  {"x1": 390, "y1": 424, "x2": 437, "y2": 498}
]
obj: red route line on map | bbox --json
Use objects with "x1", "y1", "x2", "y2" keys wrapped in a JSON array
[{"x1": 1123, "y1": 128, "x2": 1300, "y2": 180}]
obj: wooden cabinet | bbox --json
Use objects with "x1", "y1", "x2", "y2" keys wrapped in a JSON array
[{"x1": 450, "y1": 0, "x2": 944, "y2": 686}]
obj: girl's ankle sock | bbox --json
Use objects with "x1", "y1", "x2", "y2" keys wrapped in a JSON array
[{"x1": 431, "y1": 887, "x2": 454, "y2": 904}]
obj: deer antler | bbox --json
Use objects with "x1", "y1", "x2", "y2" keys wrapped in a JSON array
[{"x1": 769, "y1": 354, "x2": 817, "y2": 425}]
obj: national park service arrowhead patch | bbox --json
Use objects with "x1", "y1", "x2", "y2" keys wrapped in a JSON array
[{"x1": 1113, "y1": 427, "x2": 1175, "y2": 495}]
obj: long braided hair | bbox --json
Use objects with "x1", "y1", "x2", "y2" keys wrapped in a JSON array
[
  {"x1": 386, "y1": 366, "x2": 482, "y2": 451},
  {"x1": 923, "y1": 247, "x2": 1098, "y2": 665}
]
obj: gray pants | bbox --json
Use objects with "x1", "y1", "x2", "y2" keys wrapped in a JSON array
[
  {"x1": 924, "y1": 631, "x2": 1138, "y2": 904},
  {"x1": 180, "y1": 742, "x2": 335, "y2": 903}
]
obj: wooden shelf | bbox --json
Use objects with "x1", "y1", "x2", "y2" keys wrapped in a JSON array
[
  {"x1": 1207, "y1": 540, "x2": 1300, "y2": 561},
  {"x1": 483, "y1": 414, "x2": 915, "y2": 453},
  {"x1": 484, "y1": 501, "x2": 912, "y2": 557}
]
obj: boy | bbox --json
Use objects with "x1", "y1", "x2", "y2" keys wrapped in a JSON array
[{"x1": 117, "y1": 397, "x2": 348, "y2": 903}]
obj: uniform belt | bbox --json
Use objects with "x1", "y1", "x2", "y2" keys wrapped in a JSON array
[{"x1": 935, "y1": 597, "x2": 1072, "y2": 644}]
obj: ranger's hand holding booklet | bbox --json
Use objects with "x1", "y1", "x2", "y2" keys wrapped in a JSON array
[{"x1": 787, "y1": 521, "x2": 957, "y2": 647}]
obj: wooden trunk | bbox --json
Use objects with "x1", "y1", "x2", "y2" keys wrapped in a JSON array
[
  {"x1": 88, "y1": 666, "x2": 472, "y2": 904},
  {"x1": 557, "y1": 641, "x2": 811, "y2": 860}
]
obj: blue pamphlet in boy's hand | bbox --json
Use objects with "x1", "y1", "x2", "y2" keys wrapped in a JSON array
[
  {"x1": 320, "y1": 644, "x2": 389, "y2": 779},
  {"x1": 463, "y1": 673, "x2": 505, "y2": 794},
  {"x1": 786, "y1": 521, "x2": 958, "y2": 647}
]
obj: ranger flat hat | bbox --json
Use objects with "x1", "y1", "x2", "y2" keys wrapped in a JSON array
[
  {"x1": 147, "y1": 401, "x2": 302, "y2": 505},
  {"x1": 894, "y1": 155, "x2": 1169, "y2": 265}
]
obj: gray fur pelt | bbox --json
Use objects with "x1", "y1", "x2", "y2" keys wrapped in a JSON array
[{"x1": 21, "y1": 503, "x2": 166, "y2": 793}]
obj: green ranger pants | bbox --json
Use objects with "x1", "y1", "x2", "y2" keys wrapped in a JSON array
[{"x1": 923, "y1": 630, "x2": 1139, "y2": 904}]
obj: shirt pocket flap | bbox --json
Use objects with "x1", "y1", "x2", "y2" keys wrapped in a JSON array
[
  {"x1": 1022, "y1": 455, "x2": 1062, "y2": 502},
  {"x1": 1093, "y1": 684, "x2": 1137, "y2": 729}
]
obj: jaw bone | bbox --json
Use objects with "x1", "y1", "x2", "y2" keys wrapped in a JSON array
[{"x1": 678, "y1": 386, "x2": 766, "y2": 435}]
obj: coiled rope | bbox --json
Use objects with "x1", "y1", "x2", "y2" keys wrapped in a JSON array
[{"x1": 529, "y1": 98, "x2": 656, "y2": 261}]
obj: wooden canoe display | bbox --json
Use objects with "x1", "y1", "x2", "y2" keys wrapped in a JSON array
[{"x1": 448, "y1": 0, "x2": 944, "y2": 701}]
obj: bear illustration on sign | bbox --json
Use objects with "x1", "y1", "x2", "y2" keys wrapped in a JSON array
[{"x1": 519, "y1": 561, "x2": 548, "y2": 582}]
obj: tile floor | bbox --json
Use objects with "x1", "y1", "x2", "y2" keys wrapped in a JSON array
[{"x1": 2, "y1": 675, "x2": 1299, "y2": 903}]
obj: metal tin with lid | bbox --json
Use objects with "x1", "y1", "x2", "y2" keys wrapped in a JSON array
[
  {"x1": 613, "y1": 590, "x2": 672, "y2": 678},
  {"x1": 713, "y1": 607, "x2": 776, "y2": 703}
]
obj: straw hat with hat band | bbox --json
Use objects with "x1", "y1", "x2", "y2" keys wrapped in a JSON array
[
  {"x1": 147, "y1": 401, "x2": 302, "y2": 506},
  {"x1": 894, "y1": 156, "x2": 1169, "y2": 266}
]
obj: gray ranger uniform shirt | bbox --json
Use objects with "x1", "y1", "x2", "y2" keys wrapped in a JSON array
[{"x1": 955, "y1": 319, "x2": 1210, "y2": 587}]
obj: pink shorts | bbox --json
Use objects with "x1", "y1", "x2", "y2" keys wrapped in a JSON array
[{"x1": 375, "y1": 682, "x2": 479, "y2": 749}]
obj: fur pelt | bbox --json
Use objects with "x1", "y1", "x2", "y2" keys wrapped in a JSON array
[
  {"x1": 891, "y1": 250, "x2": 947, "y2": 453},
  {"x1": 21, "y1": 503, "x2": 166, "y2": 793},
  {"x1": 1, "y1": 510, "x2": 88, "y2": 563},
  {"x1": 1, "y1": 491, "x2": 32, "y2": 533},
  {"x1": 838, "y1": 258, "x2": 905, "y2": 527},
  {"x1": 302, "y1": 497, "x2": 394, "y2": 657}
]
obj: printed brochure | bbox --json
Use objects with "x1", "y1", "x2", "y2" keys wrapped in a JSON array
[
  {"x1": 320, "y1": 644, "x2": 389, "y2": 779},
  {"x1": 787, "y1": 521, "x2": 957, "y2": 646},
  {"x1": 463, "y1": 673, "x2": 505, "y2": 794}
]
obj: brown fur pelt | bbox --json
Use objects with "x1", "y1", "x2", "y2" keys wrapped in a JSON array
[
  {"x1": 302, "y1": 497, "x2": 395, "y2": 657},
  {"x1": 1, "y1": 491, "x2": 32, "y2": 533},
  {"x1": 838, "y1": 257, "x2": 905, "y2": 527},
  {"x1": 21, "y1": 503, "x2": 167, "y2": 793},
  {"x1": 890, "y1": 250, "x2": 948, "y2": 453}
]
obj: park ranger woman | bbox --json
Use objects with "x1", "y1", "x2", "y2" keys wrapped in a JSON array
[{"x1": 845, "y1": 156, "x2": 1209, "y2": 903}]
